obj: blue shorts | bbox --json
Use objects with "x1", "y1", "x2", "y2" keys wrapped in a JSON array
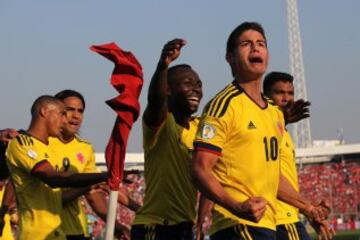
[
  {"x1": 210, "y1": 224, "x2": 276, "y2": 240},
  {"x1": 131, "y1": 222, "x2": 193, "y2": 240},
  {"x1": 276, "y1": 222, "x2": 311, "y2": 240}
]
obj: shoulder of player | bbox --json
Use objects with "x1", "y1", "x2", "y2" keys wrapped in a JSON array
[
  {"x1": 13, "y1": 130, "x2": 35, "y2": 147},
  {"x1": 204, "y1": 81, "x2": 244, "y2": 118},
  {"x1": 74, "y1": 135, "x2": 93, "y2": 146}
]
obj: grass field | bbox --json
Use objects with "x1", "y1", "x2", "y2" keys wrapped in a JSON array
[{"x1": 310, "y1": 230, "x2": 360, "y2": 240}]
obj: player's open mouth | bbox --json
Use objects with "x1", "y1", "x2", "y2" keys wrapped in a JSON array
[
  {"x1": 249, "y1": 56, "x2": 263, "y2": 63},
  {"x1": 188, "y1": 96, "x2": 200, "y2": 104},
  {"x1": 68, "y1": 121, "x2": 80, "y2": 127}
]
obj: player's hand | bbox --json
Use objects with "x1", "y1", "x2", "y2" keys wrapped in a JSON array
[
  {"x1": 283, "y1": 99, "x2": 310, "y2": 125},
  {"x1": 0, "y1": 129, "x2": 18, "y2": 143},
  {"x1": 233, "y1": 197, "x2": 267, "y2": 223},
  {"x1": 316, "y1": 200, "x2": 331, "y2": 219},
  {"x1": 303, "y1": 202, "x2": 330, "y2": 223},
  {"x1": 310, "y1": 220, "x2": 335, "y2": 240},
  {"x1": 158, "y1": 39, "x2": 186, "y2": 68}
]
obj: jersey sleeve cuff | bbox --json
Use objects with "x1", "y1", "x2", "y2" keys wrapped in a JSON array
[
  {"x1": 194, "y1": 141, "x2": 222, "y2": 156},
  {"x1": 30, "y1": 160, "x2": 49, "y2": 175}
]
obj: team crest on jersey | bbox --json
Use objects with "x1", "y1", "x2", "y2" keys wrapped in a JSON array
[
  {"x1": 201, "y1": 123, "x2": 215, "y2": 139},
  {"x1": 27, "y1": 149, "x2": 38, "y2": 159},
  {"x1": 76, "y1": 152, "x2": 85, "y2": 163},
  {"x1": 62, "y1": 157, "x2": 70, "y2": 171}
]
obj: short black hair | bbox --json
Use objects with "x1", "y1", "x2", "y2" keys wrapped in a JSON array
[
  {"x1": 263, "y1": 71, "x2": 294, "y2": 96},
  {"x1": 226, "y1": 22, "x2": 267, "y2": 54},
  {"x1": 30, "y1": 95, "x2": 61, "y2": 117},
  {"x1": 55, "y1": 89, "x2": 86, "y2": 109},
  {"x1": 167, "y1": 64, "x2": 192, "y2": 84}
]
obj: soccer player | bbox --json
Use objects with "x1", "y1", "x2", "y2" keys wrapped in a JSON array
[
  {"x1": 192, "y1": 21, "x2": 284, "y2": 240},
  {"x1": 192, "y1": 22, "x2": 333, "y2": 240},
  {"x1": 131, "y1": 39, "x2": 203, "y2": 240},
  {"x1": 5, "y1": 95, "x2": 108, "y2": 240},
  {"x1": 263, "y1": 71, "x2": 334, "y2": 240},
  {"x1": 53, "y1": 89, "x2": 136, "y2": 240}
]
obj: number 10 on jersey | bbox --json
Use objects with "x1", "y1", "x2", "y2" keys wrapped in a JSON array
[{"x1": 263, "y1": 136, "x2": 278, "y2": 161}]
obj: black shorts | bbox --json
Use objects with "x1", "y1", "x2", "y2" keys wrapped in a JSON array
[
  {"x1": 131, "y1": 221, "x2": 193, "y2": 240},
  {"x1": 276, "y1": 222, "x2": 311, "y2": 240},
  {"x1": 210, "y1": 224, "x2": 276, "y2": 240}
]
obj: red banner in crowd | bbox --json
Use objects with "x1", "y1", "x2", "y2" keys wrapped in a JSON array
[{"x1": 90, "y1": 42, "x2": 143, "y2": 190}]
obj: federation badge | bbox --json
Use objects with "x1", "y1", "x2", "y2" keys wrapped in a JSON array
[
  {"x1": 27, "y1": 149, "x2": 38, "y2": 159},
  {"x1": 201, "y1": 123, "x2": 215, "y2": 139},
  {"x1": 76, "y1": 152, "x2": 85, "y2": 164}
]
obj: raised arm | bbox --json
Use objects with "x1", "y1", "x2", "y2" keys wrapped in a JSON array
[
  {"x1": 192, "y1": 150, "x2": 267, "y2": 223},
  {"x1": 143, "y1": 38, "x2": 186, "y2": 128}
]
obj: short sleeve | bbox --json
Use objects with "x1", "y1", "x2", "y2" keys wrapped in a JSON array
[
  {"x1": 6, "y1": 137, "x2": 47, "y2": 174},
  {"x1": 194, "y1": 104, "x2": 234, "y2": 156}
]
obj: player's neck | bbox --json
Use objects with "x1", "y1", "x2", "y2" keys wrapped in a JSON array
[
  {"x1": 58, "y1": 133, "x2": 75, "y2": 143},
  {"x1": 237, "y1": 80, "x2": 266, "y2": 108},
  {"x1": 27, "y1": 122, "x2": 49, "y2": 145},
  {"x1": 172, "y1": 110, "x2": 191, "y2": 129}
]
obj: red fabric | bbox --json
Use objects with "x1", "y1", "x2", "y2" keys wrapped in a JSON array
[{"x1": 90, "y1": 42, "x2": 143, "y2": 190}]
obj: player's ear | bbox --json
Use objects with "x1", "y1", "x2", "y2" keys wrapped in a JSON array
[
  {"x1": 39, "y1": 106, "x2": 48, "y2": 118},
  {"x1": 225, "y1": 52, "x2": 234, "y2": 65}
]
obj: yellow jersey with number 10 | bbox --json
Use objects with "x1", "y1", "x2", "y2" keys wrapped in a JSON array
[{"x1": 194, "y1": 81, "x2": 285, "y2": 234}]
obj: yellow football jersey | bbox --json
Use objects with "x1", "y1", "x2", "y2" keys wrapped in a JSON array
[
  {"x1": 0, "y1": 183, "x2": 14, "y2": 240},
  {"x1": 6, "y1": 132, "x2": 65, "y2": 240},
  {"x1": 49, "y1": 136, "x2": 98, "y2": 236},
  {"x1": 133, "y1": 113, "x2": 198, "y2": 226},
  {"x1": 194, "y1": 82, "x2": 285, "y2": 234},
  {"x1": 276, "y1": 130, "x2": 299, "y2": 225}
]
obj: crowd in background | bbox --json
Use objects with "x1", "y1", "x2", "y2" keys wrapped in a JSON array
[{"x1": 76, "y1": 160, "x2": 360, "y2": 238}]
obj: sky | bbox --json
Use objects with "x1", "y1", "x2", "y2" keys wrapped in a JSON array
[{"x1": 1, "y1": 1, "x2": 359, "y2": 152}]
